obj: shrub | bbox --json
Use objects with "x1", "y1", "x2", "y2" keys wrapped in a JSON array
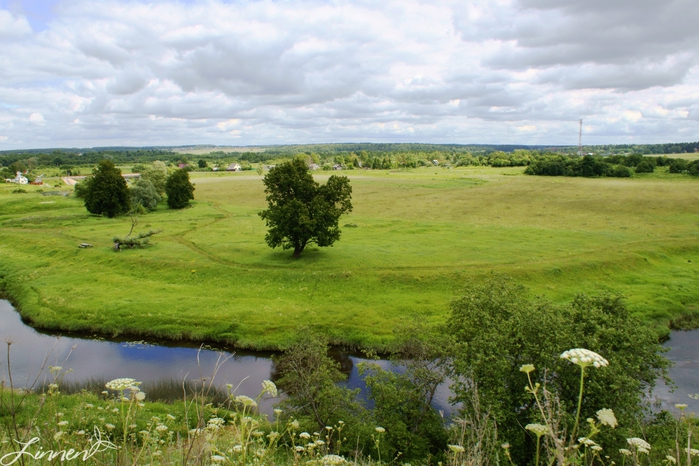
[
  {"x1": 635, "y1": 160, "x2": 655, "y2": 173},
  {"x1": 130, "y1": 178, "x2": 161, "y2": 211}
]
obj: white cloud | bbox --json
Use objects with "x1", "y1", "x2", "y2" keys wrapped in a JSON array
[{"x1": 0, "y1": 0, "x2": 697, "y2": 149}]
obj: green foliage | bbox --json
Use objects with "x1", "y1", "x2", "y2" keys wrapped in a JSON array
[
  {"x1": 635, "y1": 160, "x2": 655, "y2": 173},
  {"x1": 273, "y1": 333, "x2": 364, "y2": 435},
  {"x1": 197, "y1": 159, "x2": 207, "y2": 168},
  {"x1": 84, "y1": 160, "x2": 131, "y2": 218},
  {"x1": 446, "y1": 275, "x2": 670, "y2": 462},
  {"x1": 165, "y1": 169, "x2": 195, "y2": 209},
  {"x1": 141, "y1": 160, "x2": 168, "y2": 195},
  {"x1": 259, "y1": 158, "x2": 353, "y2": 257},
  {"x1": 73, "y1": 177, "x2": 93, "y2": 198},
  {"x1": 359, "y1": 322, "x2": 450, "y2": 461},
  {"x1": 130, "y1": 178, "x2": 161, "y2": 211}
]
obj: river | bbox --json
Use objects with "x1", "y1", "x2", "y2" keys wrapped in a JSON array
[{"x1": 0, "y1": 299, "x2": 454, "y2": 416}]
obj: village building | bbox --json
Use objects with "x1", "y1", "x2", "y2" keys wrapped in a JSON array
[
  {"x1": 227, "y1": 163, "x2": 242, "y2": 171},
  {"x1": 5, "y1": 172, "x2": 29, "y2": 184}
]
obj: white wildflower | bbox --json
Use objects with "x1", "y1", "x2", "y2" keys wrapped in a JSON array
[
  {"x1": 274, "y1": 409, "x2": 283, "y2": 415},
  {"x1": 105, "y1": 378, "x2": 141, "y2": 391},
  {"x1": 578, "y1": 437, "x2": 597, "y2": 447},
  {"x1": 135, "y1": 392, "x2": 146, "y2": 401},
  {"x1": 234, "y1": 395, "x2": 258, "y2": 407},
  {"x1": 295, "y1": 445, "x2": 305, "y2": 452},
  {"x1": 591, "y1": 445, "x2": 603, "y2": 452},
  {"x1": 619, "y1": 449, "x2": 632, "y2": 456},
  {"x1": 53, "y1": 431, "x2": 64, "y2": 441},
  {"x1": 525, "y1": 424, "x2": 548, "y2": 437},
  {"x1": 667, "y1": 455, "x2": 677, "y2": 463},
  {"x1": 448, "y1": 445, "x2": 465, "y2": 453},
  {"x1": 627, "y1": 438, "x2": 651, "y2": 452},
  {"x1": 156, "y1": 425, "x2": 168, "y2": 433},
  {"x1": 596, "y1": 408, "x2": 618, "y2": 428},
  {"x1": 211, "y1": 455, "x2": 227, "y2": 463},
  {"x1": 560, "y1": 349, "x2": 608, "y2": 368},
  {"x1": 262, "y1": 380, "x2": 278, "y2": 397},
  {"x1": 167, "y1": 414, "x2": 176, "y2": 420},
  {"x1": 232, "y1": 445, "x2": 243, "y2": 453},
  {"x1": 57, "y1": 421, "x2": 69, "y2": 427},
  {"x1": 300, "y1": 432, "x2": 311, "y2": 439},
  {"x1": 520, "y1": 364, "x2": 535, "y2": 373},
  {"x1": 675, "y1": 404, "x2": 688, "y2": 411},
  {"x1": 321, "y1": 454, "x2": 346, "y2": 465},
  {"x1": 375, "y1": 427, "x2": 386, "y2": 433},
  {"x1": 105, "y1": 424, "x2": 115, "y2": 431},
  {"x1": 268, "y1": 431, "x2": 280, "y2": 440},
  {"x1": 685, "y1": 448, "x2": 699, "y2": 457},
  {"x1": 291, "y1": 420, "x2": 300, "y2": 430},
  {"x1": 315, "y1": 439, "x2": 325, "y2": 446}
]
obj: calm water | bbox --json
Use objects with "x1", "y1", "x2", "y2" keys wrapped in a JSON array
[
  {"x1": 3, "y1": 299, "x2": 693, "y2": 416},
  {"x1": 0, "y1": 300, "x2": 453, "y2": 416}
]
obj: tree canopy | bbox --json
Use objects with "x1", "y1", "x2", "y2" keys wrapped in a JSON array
[
  {"x1": 83, "y1": 160, "x2": 131, "y2": 218},
  {"x1": 165, "y1": 168, "x2": 195, "y2": 209},
  {"x1": 258, "y1": 158, "x2": 352, "y2": 257}
]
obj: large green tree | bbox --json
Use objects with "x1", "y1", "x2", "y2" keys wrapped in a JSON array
[
  {"x1": 446, "y1": 275, "x2": 670, "y2": 462},
  {"x1": 165, "y1": 168, "x2": 195, "y2": 209},
  {"x1": 84, "y1": 160, "x2": 130, "y2": 218},
  {"x1": 258, "y1": 158, "x2": 352, "y2": 257}
]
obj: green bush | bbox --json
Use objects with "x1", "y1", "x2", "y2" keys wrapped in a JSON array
[{"x1": 165, "y1": 169, "x2": 195, "y2": 209}]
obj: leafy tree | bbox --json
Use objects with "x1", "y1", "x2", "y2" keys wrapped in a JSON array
[
  {"x1": 359, "y1": 322, "x2": 449, "y2": 461},
  {"x1": 197, "y1": 159, "x2": 207, "y2": 169},
  {"x1": 83, "y1": 160, "x2": 131, "y2": 218},
  {"x1": 165, "y1": 168, "x2": 195, "y2": 209},
  {"x1": 141, "y1": 161, "x2": 168, "y2": 195},
  {"x1": 273, "y1": 332, "x2": 364, "y2": 434},
  {"x1": 73, "y1": 177, "x2": 93, "y2": 199},
  {"x1": 130, "y1": 178, "x2": 161, "y2": 211},
  {"x1": 635, "y1": 160, "x2": 655, "y2": 173},
  {"x1": 447, "y1": 275, "x2": 669, "y2": 462},
  {"x1": 258, "y1": 158, "x2": 352, "y2": 257}
]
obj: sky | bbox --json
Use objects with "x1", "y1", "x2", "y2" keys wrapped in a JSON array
[{"x1": 0, "y1": 0, "x2": 698, "y2": 150}]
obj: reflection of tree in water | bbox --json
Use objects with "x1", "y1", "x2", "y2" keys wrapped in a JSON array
[{"x1": 269, "y1": 348, "x2": 354, "y2": 382}]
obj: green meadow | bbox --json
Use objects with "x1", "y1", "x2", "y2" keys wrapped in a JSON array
[{"x1": 1, "y1": 166, "x2": 698, "y2": 349}]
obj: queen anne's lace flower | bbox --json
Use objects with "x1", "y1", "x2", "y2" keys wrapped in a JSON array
[
  {"x1": 685, "y1": 448, "x2": 699, "y2": 457},
  {"x1": 105, "y1": 378, "x2": 141, "y2": 391},
  {"x1": 560, "y1": 349, "x2": 609, "y2": 368},
  {"x1": 525, "y1": 424, "x2": 549, "y2": 437},
  {"x1": 520, "y1": 364, "x2": 535, "y2": 374},
  {"x1": 211, "y1": 455, "x2": 226, "y2": 463},
  {"x1": 300, "y1": 432, "x2": 311, "y2": 439},
  {"x1": 578, "y1": 437, "x2": 597, "y2": 447},
  {"x1": 375, "y1": 427, "x2": 385, "y2": 433},
  {"x1": 234, "y1": 395, "x2": 258, "y2": 407},
  {"x1": 627, "y1": 438, "x2": 651, "y2": 454},
  {"x1": 596, "y1": 408, "x2": 618, "y2": 428},
  {"x1": 321, "y1": 455, "x2": 346, "y2": 465},
  {"x1": 262, "y1": 380, "x2": 278, "y2": 397},
  {"x1": 448, "y1": 445, "x2": 465, "y2": 453},
  {"x1": 667, "y1": 455, "x2": 678, "y2": 463}
]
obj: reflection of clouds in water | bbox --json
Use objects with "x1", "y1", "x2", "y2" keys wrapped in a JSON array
[
  {"x1": 652, "y1": 331, "x2": 699, "y2": 415},
  {"x1": 4, "y1": 300, "x2": 455, "y2": 418}
]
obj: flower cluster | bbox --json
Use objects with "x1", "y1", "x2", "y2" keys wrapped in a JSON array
[
  {"x1": 627, "y1": 437, "x2": 651, "y2": 454},
  {"x1": 525, "y1": 424, "x2": 549, "y2": 437},
  {"x1": 105, "y1": 378, "x2": 141, "y2": 391},
  {"x1": 262, "y1": 380, "x2": 278, "y2": 397},
  {"x1": 560, "y1": 349, "x2": 609, "y2": 368},
  {"x1": 596, "y1": 408, "x2": 617, "y2": 428}
]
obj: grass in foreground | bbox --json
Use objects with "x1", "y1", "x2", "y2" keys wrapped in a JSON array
[{"x1": 1, "y1": 166, "x2": 698, "y2": 349}]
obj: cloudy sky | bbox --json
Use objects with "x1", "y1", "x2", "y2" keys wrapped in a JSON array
[{"x1": 1, "y1": 0, "x2": 698, "y2": 149}]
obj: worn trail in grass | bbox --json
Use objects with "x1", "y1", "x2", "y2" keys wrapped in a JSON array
[{"x1": 1, "y1": 167, "x2": 698, "y2": 349}]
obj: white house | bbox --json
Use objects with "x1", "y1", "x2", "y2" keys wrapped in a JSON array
[
  {"x1": 7, "y1": 172, "x2": 28, "y2": 184},
  {"x1": 227, "y1": 163, "x2": 242, "y2": 171}
]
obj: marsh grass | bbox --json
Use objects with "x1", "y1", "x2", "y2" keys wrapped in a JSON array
[{"x1": 1, "y1": 166, "x2": 698, "y2": 348}]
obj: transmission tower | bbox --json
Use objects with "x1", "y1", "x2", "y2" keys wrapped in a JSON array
[{"x1": 578, "y1": 119, "x2": 583, "y2": 156}]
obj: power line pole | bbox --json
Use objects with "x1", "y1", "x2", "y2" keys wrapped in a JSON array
[{"x1": 578, "y1": 119, "x2": 583, "y2": 156}]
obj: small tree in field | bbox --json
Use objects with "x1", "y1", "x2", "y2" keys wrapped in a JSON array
[
  {"x1": 258, "y1": 158, "x2": 352, "y2": 257},
  {"x1": 84, "y1": 160, "x2": 130, "y2": 218},
  {"x1": 165, "y1": 168, "x2": 195, "y2": 209}
]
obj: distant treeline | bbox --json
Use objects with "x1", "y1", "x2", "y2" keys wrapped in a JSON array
[{"x1": 525, "y1": 154, "x2": 699, "y2": 178}]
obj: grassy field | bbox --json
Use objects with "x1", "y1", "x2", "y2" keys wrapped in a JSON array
[{"x1": 1, "y1": 166, "x2": 698, "y2": 349}]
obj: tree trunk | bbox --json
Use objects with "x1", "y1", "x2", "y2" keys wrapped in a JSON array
[{"x1": 292, "y1": 246, "x2": 304, "y2": 258}]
